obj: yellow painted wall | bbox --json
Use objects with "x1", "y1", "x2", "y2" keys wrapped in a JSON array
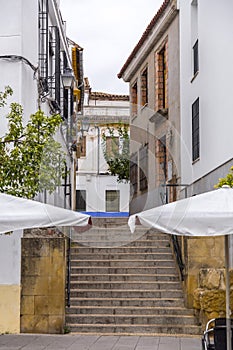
[{"x1": 0, "y1": 284, "x2": 20, "y2": 333}]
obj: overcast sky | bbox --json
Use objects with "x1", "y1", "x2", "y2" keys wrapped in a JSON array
[{"x1": 60, "y1": 0, "x2": 163, "y2": 95}]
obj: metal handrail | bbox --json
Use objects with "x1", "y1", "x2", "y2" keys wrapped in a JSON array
[
  {"x1": 66, "y1": 227, "x2": 72, "y2": 307},
  {"x1": 161, "y1": 183, "x2": 189, "y2": 281}
]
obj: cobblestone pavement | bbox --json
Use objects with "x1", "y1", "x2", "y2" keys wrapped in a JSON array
[{"x1": 0, "y1": 334, "x2": 201, "y2": 350}]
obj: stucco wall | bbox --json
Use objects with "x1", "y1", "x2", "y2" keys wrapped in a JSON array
[
  {"x1": 0, "y1": 231, "x2": 23, "y2": 333},
  {"x1": 179, "y1": 0, "x2": 233, "y2": 186}
]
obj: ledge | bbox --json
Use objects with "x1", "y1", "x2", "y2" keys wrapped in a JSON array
[{"x1": 149, "y1": 108, "x2": 168, "y2": 126}]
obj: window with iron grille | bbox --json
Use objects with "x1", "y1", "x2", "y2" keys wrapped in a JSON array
[
  {"x1": 156, "y1": 45, "x2": 168, "y2": 110},
  {"x1": 76, "y1": 190, "x2": 86, "y2": 212},
  {"x1": 193, "y1": 40, "x2": 199, "y2": 75},
  {"x1": 80, "y1": 136, "x2": 86, "y2": 157},
  {"x1": 141, "y1": 67, "x2": 148, "y2": 106},
  {"x1": 157, "y1": 136, "x2": 167, "y2": 182},
  {"x1": 139, "y1": 144, "x2": 148, "y2": 191},
  {"x1": 192, "y1": 98, "x2": 200, "y2": 162},
  {"x1": 131, "y1": 81, "x2": 138, "y2": 116},
  {"x1": 130, "y1": 153, "x2": 138, "y2": 195},
  {"x1": 106, "y1": 190, "x2": 120, "y2": 212}
]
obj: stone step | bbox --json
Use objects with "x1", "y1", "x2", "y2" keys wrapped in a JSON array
[
  {"x1": 70, "y1": 281, "x2": 182, "y2": 290},
  {"x1": 70, "y1": 266, "x2": 178, "y2": 275},
  {"x1": 72, "y1": 231, "x2": 168, "y2": 240},
  {"x1": 66, "y1": 314, "x2": 198, "y2": 326},
  {"x1": 68, "y1": 297, "x2": 185, "y2": 307},
  {"x1": 91, "y1": 217, "x2": 129, "y2": 227},
  {"x1": 66, "y1": 225, "x2": 201, "y2": 336},
  {"x1": 66, "y1": 305, "x2": 194, "y2": 316},
  {"x1": 70, "y1": 273, "x2": 179, "y2": 282},
  {"x1": 71, "y1": 259, "x2": 175, "y2": 267},
  {"x1": 71, "y1": 239, "x2": 171, "y2": 248},
  {"x1": 71, "y1": 232, "x2": 170, "y2": 244},
  {"x1": 71, "y1": 252, "x2": 173, "y2": 260},
  {"x1": 66, "y1": 323, "x2": 201, "y2": 335},
  {"x1": 70, "y1": 246, "x2": 171, "y2": 254},
  {"x1": 70, "y1": 289, "x2": 184, "y2": 299}
]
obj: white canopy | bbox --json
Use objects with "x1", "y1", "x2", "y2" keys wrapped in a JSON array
[
  {"x1": 128, "y1": 186, "x2": 233, "y2": 236},
  {"x1": 0, "y1": 192, "x2": 91, "y2": 234},
  {"x1": 128, "y1": 186, "x2": 233, "y2": 350}
]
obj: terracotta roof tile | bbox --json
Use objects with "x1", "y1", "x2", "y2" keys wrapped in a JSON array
[
  {"x1": 90, "y1": 91, "x2": 129, "y2": 101},
  {"x1": 117, "y1": 0, "x2": 171, "y2": 79}
]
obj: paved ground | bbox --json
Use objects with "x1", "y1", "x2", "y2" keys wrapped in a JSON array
[{"x1": 0, "y1": 334, "x2": 202, "y2": 350}]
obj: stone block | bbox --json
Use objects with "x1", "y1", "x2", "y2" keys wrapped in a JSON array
[
  {"x1": 48, "y1": 276, "x2": 65, "y2": 295},
  {"x1": 199, "y1": 269, "x2": 224, "y2": 290},
  {"x1": 21, "y1": 295, "x2": 34, "y2": 315},
  {"x1": 48, "y1": 295, "x2": 65, "y2": 315},
  {"x1": 21, "y1": 315, "x2": 49, "y2": 333},
  {"x1": 48, "y1": 315, "x2": 64, "y2": 334},
  {"x1": 34, "y1": 296, "x2": 49, "y2": 315},
  {"x1": 22, "y1": 238, "x2": 50, "y2": 257}
]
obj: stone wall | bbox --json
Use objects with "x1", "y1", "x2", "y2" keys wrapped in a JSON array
[
  {"x1": 183, "y1": 236, "x2": 225, "y2": 309},
  {"x1": 20, "y1": 236, "x2": 67, "y2": 333},
  {"x1": 193, "y1": 268, "x2": 233, "y2": 327}
]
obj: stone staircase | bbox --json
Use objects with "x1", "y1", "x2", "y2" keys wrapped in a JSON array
[{"x1": 65, "y1": 218, "x2": 201, "y2": 336}]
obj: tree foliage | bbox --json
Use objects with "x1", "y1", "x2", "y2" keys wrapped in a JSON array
[
  {"x1": 214, "y1": 166, "x2": 233, "y2": 189},
  {"x1": 102, "y1": 124, "x2": 129, "y2": 182},
  {"x1": 0, "y1": 86, "x2": 66, "y2": 198}
]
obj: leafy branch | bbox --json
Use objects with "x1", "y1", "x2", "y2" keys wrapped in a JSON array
[
  {"x1": 0, "y1": 87, "x2": 66, "y2": 198},
  {"x1": 102, "y1": 124, "x2": 129, "y2": 182},
  {"x1": 214, "y1": 166, "x2": 233, "y2": 188}
]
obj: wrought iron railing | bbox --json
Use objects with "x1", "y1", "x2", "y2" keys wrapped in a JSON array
[{"x1": 161, "y1": 183, "x2": 189, "y2": 281}]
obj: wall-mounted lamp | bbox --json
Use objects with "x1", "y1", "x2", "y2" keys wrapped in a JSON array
[
  {"x1": 81, "y1": 117, "x2": 90, "y2": 133},
  {"x1": 61, "y1": 67, "x2": 75, "y2": 89}
]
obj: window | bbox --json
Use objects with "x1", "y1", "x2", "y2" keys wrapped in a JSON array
[
  {"x1": 156, "y1": 44, "x2": 168, "y2": 110},
  {"x1": 106, "y1": 137, "x2": 119, "y2": 158},
  {"x1": 192, "y1": 98, "x2": 200, "y2": 162},
  {"x1": 193, "y1": 40, "x2": 199, "y2": 75},
  {"x1": 131, "y1": 81, "x2": 138, "y2": 116},
  {"x1": 76, "y1": 190, "x2": 86, "y2": 212},
  {"x1": 130, "y1": 153, "x2": 138, "y2": 195},
  {"x1": 106, "y1": 190, "x2": 120, "y2": 212},
  {"x1": 141, "y1": 67, "x2": 148, "y2": 106},
  {"x1": 80, "y1": 136, "x2": 86, "y2": 157},
  {"x1": 139, "y1": 144, "x2": 148, "y2": 191},
  {"x1": 157, "y1": 136, "x2": 167, "y2": 183}
]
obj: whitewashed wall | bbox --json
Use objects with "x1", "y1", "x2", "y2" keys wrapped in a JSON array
[
  {"x1": 77, "y1": 98, "x2": 130, "y2": 213},
  {"x1": 179, "y1": 0, "x2": 233, "y2": 187}
]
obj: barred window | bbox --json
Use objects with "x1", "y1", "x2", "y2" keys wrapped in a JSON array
[
  {"x1": 139, "y1": 144, "x2": 148, "y2": 191},
  {"x1": 130, "y1": 153, "x2": 138, "y2": 195},
  {"x1": 76, "y1": 190, "x2": 86, "y2": 212},
  {"x1": 193, "y1": 40, "x2": 199, "y2": 75},
  {"x1": 192, "y1": 98, "x2": 200, "y2": 162},
  {"x1": 141, "y1": 67, "x2": 148, "y2": 106},
  {"x1": 106, "y1": 190, "x2": 120, "y2": 212},
  {"x1": 131, "y1": 81, "x2": 138, "y2": 116}
]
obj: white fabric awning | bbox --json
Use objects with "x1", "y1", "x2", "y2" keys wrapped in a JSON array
[
  {"x1": 128, "y1": 186, "x2": 233, "y2": 350},
  {"x1": 128, "y1": 186, "x2": 233, "y2": 236},
  {"x1": 0, "y1": 193, "x2": 91, "y2": 234}
]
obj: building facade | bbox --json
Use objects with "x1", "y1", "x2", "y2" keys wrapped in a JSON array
[
  {"x1": 179, "y1": 0, "x2": 233, "y2": 196},
  {"x1": 177, "y1": 0, "x2": 233, "y2": 320},
  {"x1": 76, "y1": 78, "x2": 130, "y2": 216},
  {"x1": 118, "y1": 0, "x2": 180, "y2": 214},
  {"x1": 0, "y1": 0, "x2": 81, "y2": 333}
]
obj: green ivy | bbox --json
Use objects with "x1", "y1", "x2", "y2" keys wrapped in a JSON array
[
  {"x1": 0, "y1": 87, "x2": 66, "y2": 199},
  {"x1": 214, "y1": 166, "x2": 233, "y2": 189},
  {"x1": 102, "y1": 124, "x2": 129, "y2": 182}
]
